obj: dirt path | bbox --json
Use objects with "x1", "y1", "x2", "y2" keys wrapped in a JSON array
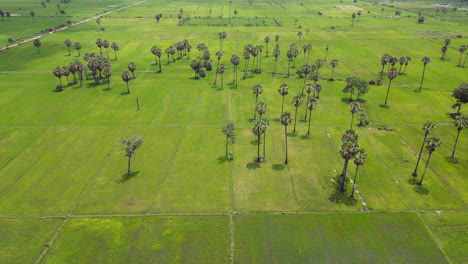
[{"x1": 0, "y1": 0, "x2": 147, "y2": 52}]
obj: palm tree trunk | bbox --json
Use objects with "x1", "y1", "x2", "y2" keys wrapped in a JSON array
[
  {"x1": 214, "y1": 60, "x2": 220, "y2": 84},
  {"x1": 68, "y1": 47, "x2": 71, "y2": 56},
  {"x1": 257, "y1": 134, "x2": 261, "y2": 162},
  {"x1": 463, "y1": 53, "x2": 468, "y2": 67},
  {"x1": 384, "y1": 79, "x2": 392, "y2": 105},
  {"x1": 254, "y1": 95, "x2": 258, "y2": 119},
  {"x1": 78, "y1": 50, "x2": 81, "y2": 57},
  {"x1": 287, "y1": 60, "x2": 290, "y2": 76},
  {"x1": 115, "y1": 50, "x2": 118, "y2": 60},
  {"x1": 106, "y1": 49, "x2": 109, "y2": 59},
  {"x1": 331, "y1": 67, "x2": 335, "y2": 79},
  {"x1": 304, "y1": 94, "x2": 310, "y2": 119},
  {"x1": 274, "y1": 59, "x2": 277, "y2": 75},
  {"x1": 221, "y1": 73, "x2": 224, "y2": 89},
  {"x1": 340, "y1": 159, "x2": 349, "y2": 192},
  {"x1": 293, "y1": 107, "x2": 298, "y2": 133},
  {"x1": 451, "y1": 128, "x2": 461, "y2": 159},
  {"x1": 307, "y1": 108, "x2": 312, "y2": 135},
  {"x1": 263, "y1": 131, "x2": 266, "y2": 160},
  {"x1": 225, "y1": 135, "x2": 229, "y2": 158},
  {"x1": 59, "y1": 77, "x2": 62, "y2": 88},
  {"x1": 281, "y1": 96, "x2": 285, "y2": 115},
  {"x1": 350, "y1": 165, "x2": 360, "y2": 197},
  {"x1": 419, "y1": 65, "x2": 426, "y2": 91},
  {"x1": 398, "y1": 64, "x2": 403, "y2": 74},
  {"x1": 350, "y1": 112, "x2": 355, "y2": 129},
  {"x1": 284, "y1": 125, "x2": 288, "y2": 164},
  {"x1": 418, "y1": 152, "x2": 432, "y2": 185},
  {"x1": 126, "y1": 82, "x2": 130, "y2": 94},
  {"x1": 107, "y1": 78, "x2": 110, "y2": 89},
  {"x1": 412, "y1": 133, "x2": 427, "y2": 177},
  {"x1": 403, "y1": 64, "x2": 408, "y2": 74},
  {"x1": 127, "y1": 156, "x2": 131, "y2": 176},
  {"x1": 158, "y1": 57, "x2": 162, "y2": 72},
  {"x1": 459, "y1": 52, "x2": 463, "y2": 67}
]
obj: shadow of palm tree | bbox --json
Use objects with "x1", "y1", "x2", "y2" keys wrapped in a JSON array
[
  {"x1": 414, "y1": 185, "x2": 430, "y2": 195},
  {"x1": 117, "y1": 170, "x2": 140, "y2": 184},
  {"x1": 299, "y1": 135, "x2": 310, "y2": 140},
  {"x1": 328, "y1": 175, "x2": 357, "y2": 206},
  {"x1": 272, "y1": 164, "x2": 285, "y2": 171},
  {"x1": 247, "y1": 162, "x2": 260, "y2": 170}
]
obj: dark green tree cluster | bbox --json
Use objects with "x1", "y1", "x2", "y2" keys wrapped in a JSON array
[{"x1": 338, "y1": 129, "x2": 367, "y2": 195}]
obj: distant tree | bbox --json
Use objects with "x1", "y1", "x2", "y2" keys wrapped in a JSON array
[
  {"x1": 103, "y1": 40, "x2": 110, "y2": 58},
  {"x1": 218, "y1": 32, "x2": 227, "y2": 51},
  {"x1": 111, "y1": 42, "x2": 119, "y2": 60},
  {"x1": 417, "y1": 137, "x2": 442, "y2": 185},
  {"x1": 273, "y1": 48, "x2": 280, "y2": 75},
  {"x1": 384, "y1": 67, "x2": 398, "y2": 105},
  {"x1": 349, "y1": 102, "x2": 361, "y2": 129},
  {"x1": 96, "y1": 38, "x2": 103, "y2": 56},
  {"x1": 304, "y1": 83, "x2": 313, "y2": 119},
  {"x1": 300, "y1": 65, "x2": 312, "y2": 94},
  {"x1": 324, "y1": 44, "x2": 329, "y2": 61},
  {"x1": 275, "y1": 34, "x2": 280, "y2": 44},
  {"x1": 52, "y1": 66, "x2": 65, "y2": 91},
  {"x1": 412, "y1": 121, "x2": 436, "y2": 177},
  {"x1": 103, "y1": 67, "x2": 112, "y2": 90},
  {"x1": 255, "y1": 101, "x2": 267, "y2": 120},
  {"x1": 264, "y1": 36, "x2": 270, "y2": 57},
  {"x1": 151, "y1": 46, "x2": 163, "y2": 72},
  {"x1": 402, "y1": 56, "x2": 412, "y2": 74},
  {"x1": 306, "y1": 97, "x2": 317, "y2": 135},
  {"x1": 74, "y1": 42, "x2": 81, "y2": 57},
  {"x1": 121, "y1": 71, "x2": 132, "y2": 93},
  {"x1": 418, "y1": 16, "x2": 425, "y2": 24},
  {"x1": 395, "y1": 10, "x2": 401, "y2": 19},
  {"x1": 451, "y1": 114, "x2": 468, "y2": 159},
  {"x1": 62, "y1": 65, "x2": 70, "y2": 85},
  {"x1": 74, "y1": 60, "x2": 85, "y2": 87},
  {"x1": 230, "y1": 54, "x2": 240, "y2": 87},
  {"x1": 213, "y1": 51, "x2": 224, "y2": 84},
  {"x1": 5, "y1": 11, "x2": 10, "y2": 21},
  {"x1": 252, "y1": 119, "x2": 266, "y2": 162},
  {"x1": 29, "y1": 11, "x2": 35, "y2": 23},
  {"x1": 380, "y1": 53, "x2": 392, "y2": 74},
  {"x1": 357, "y1": 10, "x2": 362, "y2": 21},
  {"x1": 398, "y1": 56, "x2": 407, "y2": 74},
  {"x1": 441, "y1": 39, "x2": 451, "y2": 60},
  {"x1": 351, "y1": 13, "x2": 356, "y2": 26},
  {"x1": 155, "y1": 13, "x2": 162, "y2": 22},
  {"x1": 339, "y1": 129, "x2": 359, "y2": 192},
  {"x1": 0, "y1": 10, "x2": 5, "y2": 22},
  {"x1": 234, "y1": 9, "x2": 238, "y2": 17},
  {"x1": 41, "y1": 2, "x2": 47, "y2": 13},
  {"x1": 128, "y1": 62, "x2": 137, "y2": 78},
  {"x1": 242, "y1": 50, "x2": 250, "y2": 79},
  {"x1": 278, "y1": 83, "x2": 289, "y2": 115},
  {"x1": 291, "y1": 95, "x2": 303, "y2": 133},
  {"x1": 419, "y1": 56, "x2": 430, "y2": 91},
  {"x1": 119, "y1": 136, "x2": 144, "y2": 176},
  {"x1": 330, "y1": 59, "x2": 338, "y2": 80},
  {"x1": 64, "y1": 39, "x2": 72, "y2": 56},
  {"x1": 350, "y1": 148, "x2": 367, "y2": 197},
  {"x1": 260, "y1": 118, "x2": 270, "y2": 160},
  {"x1": 96, "y1": 17, "x2": 102, "y2": 30},
  {"x1": 343, "y1": 76, "x2": 364, "y2": 102},
  {"x1": 33, "y1": 39, "x2": 42, "y2": 54},
  {"x1": 458, "y1": 45, "x2": 467, "y2": 67},
  {"x1": 380, "y1": 7, "x2": 384, "y2": 19},
  {"x1": 452, "y1": 83, "x2": 468, "y2": 115},
  {"x1": 252, "y1": 84, "x2": 263, "y2": 119},
  {"x1": 68, "y1": 61, "x2": 78, "y2": 84},
  {"x1": 190, "y1": 60, "x2": 203, "y2": 79},
  {"x1": 280, "y1": 112, "x2": 293, "y2": 164},
  {"x1": 217, "y1": 63, "x2": 226, "y2": 89},
  {"x1": 221, "y1": 122, "x2": 236, "y2": 159},
  {"x1": 297, "y1": 31, "x2": 303, "y2": 39}
]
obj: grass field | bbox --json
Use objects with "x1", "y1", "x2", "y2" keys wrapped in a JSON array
[{"x1": 0, "y1": 0, "x2": 467, "y2": 263}]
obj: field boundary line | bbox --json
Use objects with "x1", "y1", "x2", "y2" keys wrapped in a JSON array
[
  {"x1": 415, "y1": 212, "x2": 453, "y2": 263},
  {"x1": 33, "y1": 218, "x2": 67, "y2": 264},
  {"x1": 0, "y1": 0, "x2": 148, "y2": 52}
]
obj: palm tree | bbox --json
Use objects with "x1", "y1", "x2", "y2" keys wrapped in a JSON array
[
  {"x1": 252, "y1": 84, "x2": 263, "y2": 119},
  {"x1": 339, "y1": 129, "x2": 359, "y2": 192},
  {"x1": 255, "y1": 101, "x2": 267, "y2": 120},
  {"x1": 221, "y1": 122, "x2": 236, "y2": 159},
  {"x1": 242, "y1": 50, "x2": 250, "y2": 79},
  {"x1": 230, "y1": 54, "x2": 240, "y2": 87},
  {"x1": 214, "y1": 51, "x2": 224, "y2": 84},
  {"x1": 62, "y1": 66, "x2": 70, "y2": 85},
  {"x1": 451, "y1": 114, "x2": 468, "y2": 159},
  {"x1": 330, "y1": 59, "x2": 338, "y2": 80},
  {"x1": 111, "y1": 42, "x2": 119, "y2": 60},
  {"x1": 121, "y1": 71, "x2": 132, "y2": 94},
  {"x1": 286, "y1": 49, "x2": 294, "y2": 76},
  {"x1": 273, "y1": 48, "x2": 280, "y2": 75},
  {"x1": 190, "y1": 60, "x2": 203, "y2": 79},
  {"x1": 441, "y1": 46, "x2": 448, "y2": 60},
  {"x1": 264, "y1": 36, "x2": 270, "y2": 57},
  {"x1": 380, "y1": 53, "x2": 391, "y2": 74},
  {"x1": 128, "y1": 62, "x2": 137, "y2": 78},
  {"x1": 304, "y1": 83, "x2": 313, "y2": 119},
  {"x1": 260, "y1": 118, "x2": 270, "y2": 160},
  {"x1": 398, "y1": 56, "x2": 406, "y2": 74},
  {"x1": 412, "y1": 121, "x2": 436, "y2": 177},
  {"x1": 380, "y1": 7, "x2": 384, "y2": 19},
  {"x1": 350, "y1": 148, "x2": 367, "y2": 197},
  {"x1": 384, "y1": 67, "x2": 398, "y2": 105},
  {"x1": 402, "y1": 56, "x2": 412, "y2": 74},
  {"x1": 29, "y1": 11, "x2": 35, "y2": 23},
  {"x1": 96, "y1": 17, "x2": 102, "y2": 30},
  {"x1": 102, "y1": 40, "x2": 110, "y2": 58},
  {"x1": 68, "y1": 61, "x2": 78, "y2": 85},
  {"x1": 96, "y1": 39, "x2": 103, "y2": 56},
  {"x1": 351, "y1": 13, "x2": 356, "y2": 26},
  {"x1": 218, "y1": 64, "x2": 226, "y2": 89},
  {"x1": 349, "y1": 102, "x2": 361, "y2": 129},
  {"x1": 452, "y1": 83, "x2": 468, "y2": 115},
  {"x1": 103, "y1": 67, "x2": 112, "y2": 90},
  {"x1": 300, "y1": 65, "x2": 312, "y2": 94},
  {"x1": 33, "y1": 39, "x2": 41, "y2": 54},
  {"x1": 52, "y1": 66, "x2": 64, "y2": 91},
  {"x1": 324, "y1": 44, "x2": 329, "y2": 61},
  {"x1": 75, "y1": 61, "x2": 85, "y2": 87},
  {"x1": 278, "y1": 83, "x2": 289, "y2": 115},
  {"x1": 419, "y1": 56, "x2": 431, "y2": 91},
  {"x1": 458, "y1": 45, "x2": 467, "y2": 67},
  {"x1": 218, "y1": 32, "x2": 227, "y2": 51},
  {"x1": 291, "y1": 95, "x2": 303, "y2": 133},
  {"x1": 64, "y1": 39, "x2": 72, "y2": 56},
  {"x1": 280, "y1": 112, "x2": 293, "y2": 165},
  {"x1": 418, "y1": 137, "x2": 442, "y2": 185},
  {"x1": 74, "y1": 42, "x2": 82, "y2": 57},
  {"x1": 306, "y1": 98, "x2": 317, "y2": 135},
  {"x1": 119, "y1": 136, "x2": 143, "y2": 176},
  {"x1": 252, "y1": 120, "x2": 266, "y2": 162}
]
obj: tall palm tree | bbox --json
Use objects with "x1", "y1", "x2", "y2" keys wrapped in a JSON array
[
  {"x1": 252, "y1": 120, "x2": 266, "y2": 162},
  {"x1": 419, "y1": 56, "x2": 431, "y2": 91},
  {"x1": 278, "y1": 83, "x2": 289, "y2": 115},
  {"x1": 218, "y1": 32, "x2": 227, "y2": 51},
  {"x1": 214, "y1": 50, "x2": 224, "y2": 84},
  {"x1": 350, "y1": 148, "x2": 367, "y2": 197},
  {"x1": 30, "y1": 11, "x2": 35, "y2": 23},
  {"x1": 64, "y1": 39, "x2": 72, "y2": 56},
  {"x1": 412, "y1": 121, "x2": 436, "y2": 177},
  {"x1": 418, "y1": 137, "x2": 442, "y2": 185},
  {"x1": 441, "y1": 46, "x2": 448, "y2": 60},
  {"x1": 111, "y1": 42, "x2": 119, "y2": 60},
  {"x1": 230, "y1": 54, "x2": 240, "y2": 87},
  {"x1": 264, "y1": 36, "x2": 270, "y2": 57},
  {"x1": 96, "y1": 38, "x2": 103, "y2": 56},
  {"x1": 402, "y1": 56, "x2": 411, "y2": 74},
  {"x1": 218, "y1": 63, "x2": 226, "y2": 89},
  {"x1": 286, "y1": 49, "x2": 294, "y2": 76},
  {"x1": 300, "y1": 65, "x2": 312, "y2": 94},
  {"x1": 255, "y1": 101, "x2": 267, "y2": 120},
  {"x1": 339, "y1": 129, "x2": 359, "y2": 192},
  {"x1": 398, "y1": 56, "x2": 406, "y2": 74},
  {"x1": 52, "y1": 66, "x2": 64, "y2": 90},
  {"x1": 292, "y1": 95, "x2": 303, "y2": 133},
  {"x1": 242, "y1": 50, "x2": 250, "y2": 79},
  {"x1": 74, "y1": 42, "x2": 82, "y2": 57},
  {"x1": 33, "y1": 39, "x2": 41, "y2": 54},
  {"x1": 280, "y1": 112, "x2": 293, "y2": 164},
  {"x1": 221, "y1": 122, "x2": 236, "y2": 159},
  {"x1": 128, "y1": 62, "x2": 137, "y2": 78},
  {"x1": 304, "y1": 83, "x2": 314, "y2": 119},
  {"x1": 380, "y1": 53, "x2": 391, "y2": 74},
  {"x1": 103, "y1": 40, "x2": 110, "y2": 58},
  {"x1": 351, "y1": 13, "x2": 356, "y2": 26},
  {"x1": 96, "y1": 17, "x2": 102, "y2": 30},
  {"x1": 384, "y1": 67, "x2": 398, "y2": 105},
  {"x1": 103, "y1": 67, "x2": 112, "y2": 90},
  {"x1": 306, "y1": 98, "x2": 317, "y2": 135},
  {"x1": 458, "y1": 45, "x2": 467, "y2": 67},
  {"x1": 349, "y1": 102, "x2": 361, "y2": 129},
  {"x1": 451, "y1": 114, "x2": 468, "y2": 159},
  {"x1": 121, "y1": 71, "x2": 132, "y2": 94},
  {"x1": 252, "y1": 84, "x2": 263, "y2": 119},
  {"x1": 330, "y1": 59, "x2": 338, "y2": 80},
  {"x1": 260, "y1": 118, "x2": 270, "y2": 160},
  {"x1": 324, "y1": 44, "x2": 329, "y2": 61},
  {"x1": 273, "y1": 48, "x2": 280, "y2": 75}
]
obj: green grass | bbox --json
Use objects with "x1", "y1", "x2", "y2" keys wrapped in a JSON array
[{"x1": 0, "y1": 0, "x2": 466, "y2": 262}]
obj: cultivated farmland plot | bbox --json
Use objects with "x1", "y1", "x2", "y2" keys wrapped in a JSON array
[{"x1": 0, "y1": 0, "x2": 467, "y2": 263}]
